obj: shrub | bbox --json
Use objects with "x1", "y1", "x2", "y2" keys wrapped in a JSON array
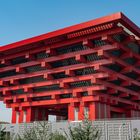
[
  {"x1": 49, "y1": 132, "x2": 67, "y2": 140},
  {"x1": 65, "y1": 119, "x2": 101, "y2": 140},
  {"x1": 133, "y1": 128, "x2": 140, "y2": 140}
]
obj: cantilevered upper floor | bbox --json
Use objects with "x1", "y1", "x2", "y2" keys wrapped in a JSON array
[{"x1": 0, "y1": 12, "x2": 140, "y2": 123}]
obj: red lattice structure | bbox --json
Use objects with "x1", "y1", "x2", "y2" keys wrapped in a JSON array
[{"x1": 0, "y1": 12, "x2": 140, "y2": 123}]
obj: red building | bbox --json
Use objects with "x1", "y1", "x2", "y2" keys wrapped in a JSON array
[{"x1": 0, "y1": 12, "x2": 140, "y2": 123}]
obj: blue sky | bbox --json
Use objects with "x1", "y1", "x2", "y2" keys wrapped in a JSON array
[{"x1": 0, "y1": 0, "x2": 140, "y2": 122}]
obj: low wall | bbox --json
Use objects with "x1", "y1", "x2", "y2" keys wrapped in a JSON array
[{"x1": 1, "y1": 119, "x2": 140, "y2": 140}]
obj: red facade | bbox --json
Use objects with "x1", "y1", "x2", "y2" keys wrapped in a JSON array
[{"x1": 0, "y1": 12, "x2": 140, "y2": 123}]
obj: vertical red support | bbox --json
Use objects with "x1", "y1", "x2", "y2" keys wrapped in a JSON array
[
  {"x1": 12, "y1": 109, "x2": 17, "y2": 123},
  {"x1": 19, "y1": 110, "x2": 24, "y2": 123},
  {"x1": 26, "y1": 107, "x2": 34, "y2": 123},
  {"x1": 89, "y1": 102, "x2": 98, "y2": 120},
  {"x1": 68, "y1": 103, "x2": 75, "y2": 121},
  {"x1": 78, "y1": 103, "x2": 85, "y2": 120}
]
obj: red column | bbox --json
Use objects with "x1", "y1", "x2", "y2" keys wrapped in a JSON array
[
  {"x1": 78, "y1": 103, "x2": 85, "y2": 120},
  {"x1": 26, "y1": 107, "x2": 34, "y2": 123},
  {"x1": 12, "y1": 109, "x2": 17, "y2": 123},
  {"x1": 19, "y1": 110, "x2": 24, "y2": 123},
  {"x1": 68, "y1": 103, "x2": 75, "y2": 121},
  {"x1": 89, "y1": 102, "x2": 98, "y2": 120}
]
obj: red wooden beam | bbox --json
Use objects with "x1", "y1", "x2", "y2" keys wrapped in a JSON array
[
  {"x1": 1, "y1": 73, "x2": 108, "y2": 93},
  {"x1": 4, "y1": 85, "x2": 106, "y2": 103},
  {"x1": 0, "y1": 27, "x2": 123, "y2": 61},
  {"x1": 10, "y1": 95, "x2": 100, "y2": 108}
]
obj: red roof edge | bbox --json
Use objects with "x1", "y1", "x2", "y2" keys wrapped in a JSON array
[
  {"x1": 0, "y1": 12, "x2": 139, "y2": 53},
  {"x1": 120, "y1": 12, "x2": 140, "y2": 36}
]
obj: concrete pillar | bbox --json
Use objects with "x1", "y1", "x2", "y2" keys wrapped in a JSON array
[
  {"x1": 74, "y1": 107, "x2": 79, "y2": 121},
  {"x1": 23, "y1": 110, "x2": 27, "y2": 123},
  {"x1": 16, "y1": 111, "x2": 20, "y2": 124},
  {"x1": 84, "y1": 107, "x2": 89, "y2": 118}
]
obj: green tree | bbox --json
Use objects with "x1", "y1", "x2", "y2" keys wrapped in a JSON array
[
  {"x1": 65, "y1": 119, "x2": 101, "y2": 140},
  {"x1": 0, "y1": 125, "x2": 11, "y2": 140},
  {"x1": 12, "y1": 119, "x2": 101, "y2": 140},
  {"x1": 49, "y1": 132, "x2": 67, "y2": 140},
  {"x1": 133, "y1": 128, "x2": 140, "y2": 140},
  {"x1": 15, "y1": 121, "x2": 67, "y2": 140},
  {"x1": 0, "y1": 125, "x2": 5, "y2": 140},
  {"x1": 16, "y1": 121, "x2": 51, "y2": 140}
]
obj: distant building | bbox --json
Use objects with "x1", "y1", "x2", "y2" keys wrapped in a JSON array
[
  {"x1": 0, "y1": 122, "x2": 9, "y2": 124},
  {"x1": 0, "y1": 12, "x2": 140, "y2": 123}
]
